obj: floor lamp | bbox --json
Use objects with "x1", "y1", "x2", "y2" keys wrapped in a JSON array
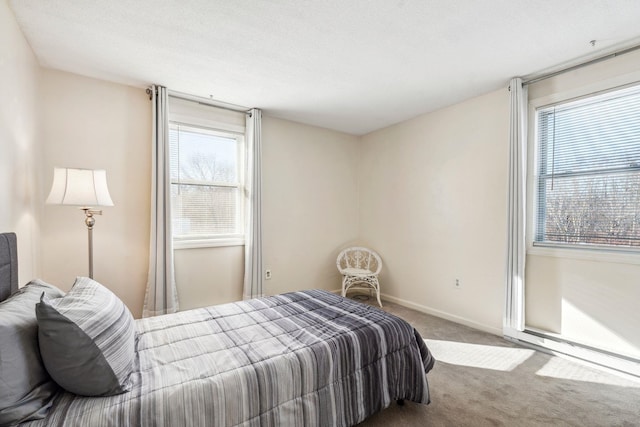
[{"x1": 46, "y1": 168, "x2": 114, "y2": 279}]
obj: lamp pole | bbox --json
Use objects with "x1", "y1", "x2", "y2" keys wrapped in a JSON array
[{"x1": 82, "y1": 208, "x2": 102, "y2": 279}]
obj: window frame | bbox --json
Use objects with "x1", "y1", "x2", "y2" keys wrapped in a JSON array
[
  {"x1": 169, "y1": 121, "x2": 246, "y2": 249},
  {"x1": 527, "y1": 81, "x2": 640, "y2": 261}
]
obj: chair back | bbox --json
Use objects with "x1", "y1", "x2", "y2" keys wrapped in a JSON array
[{"x1": 336, "y1": 247, "x2": 382, "y2": 275}]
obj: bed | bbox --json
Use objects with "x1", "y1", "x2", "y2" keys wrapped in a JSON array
[{"x1": 0, "y1": 232, "x2": 434, "y2": 427}]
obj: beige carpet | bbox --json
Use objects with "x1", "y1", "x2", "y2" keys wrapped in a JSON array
[{"x1": 352, "y1": 297, "x2": 640, "y2": 427}]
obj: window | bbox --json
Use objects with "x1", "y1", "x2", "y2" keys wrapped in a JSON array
[
  {"x1": 534, "y1": 83, "x2": 640, "y2": 249},
  {"x1": 169, "y1": 123, "x2": 244, "y2": 246}
]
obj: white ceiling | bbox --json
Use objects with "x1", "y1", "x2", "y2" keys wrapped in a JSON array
[{"x1": 9, "y1": 0, "x2": 640, "y2": 135}]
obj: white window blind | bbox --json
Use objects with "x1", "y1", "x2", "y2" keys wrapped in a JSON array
[
  {"x1": 535, "y1": 83, "x2": 640, "y2": 248},
  {"x1": 169, "y1": 123, "x2": 244, "y2": 241}
]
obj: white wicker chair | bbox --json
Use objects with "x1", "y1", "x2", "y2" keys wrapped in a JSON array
[{"x1": 336, "y1": 247, "x2": 383, "y2": 307}]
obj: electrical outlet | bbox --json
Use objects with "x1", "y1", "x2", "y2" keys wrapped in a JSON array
[
  {"x1": 265, "y1": 269, "x2": 272, "y2": 280},
  {"x1": 454, "y1": 278, "x2": 461, "y2": 289}
]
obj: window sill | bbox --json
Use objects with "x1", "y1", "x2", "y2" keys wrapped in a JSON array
[
  {"x1": 528, "y1": 243, "x2": 640, "y2": 265},
  {"x1": 174, "y1": 237, "x2": 245, "y2": 250}
]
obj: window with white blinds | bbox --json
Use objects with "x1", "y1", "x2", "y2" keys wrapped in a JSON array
[
  {"x1": 534, "y1": 83, "x2": 640, "y2": 249},
  {"x1": 169, "y1": 123, "x2": 244, "y2": 243}
]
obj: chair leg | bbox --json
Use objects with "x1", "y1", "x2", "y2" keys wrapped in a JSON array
[{"x1": 373, "y1": 278, "x2": 382, "y2": 307}]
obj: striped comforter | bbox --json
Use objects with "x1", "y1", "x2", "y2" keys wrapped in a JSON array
[{"x1": 24, "y1": 290, "x2": 434, "y2": 427}]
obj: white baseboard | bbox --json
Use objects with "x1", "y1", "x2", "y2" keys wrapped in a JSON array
[
  {"x1": 334, "y1": 288, "x2": 503, "y2": 336},
  {"x1": 380, "y1": 292, "x2": 502, "y2": 336}
]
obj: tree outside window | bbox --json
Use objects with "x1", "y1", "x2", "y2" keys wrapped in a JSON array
[
  {"x1": 169, "y1": 124, "x2": 243, "y2": 240},
  {"x1": 535, "y1": 84, "x2": 640, "y2": 249}
]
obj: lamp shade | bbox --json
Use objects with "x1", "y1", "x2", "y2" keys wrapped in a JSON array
[{"x1": 46, "y1": 168, "x2": 114, "y2": 207}]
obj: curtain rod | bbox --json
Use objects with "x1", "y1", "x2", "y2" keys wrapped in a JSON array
[
  {"x1": 147, "y1": 87, "x2": 252, "y2": 116},
  {"x1": 523, "y1": 43, "x2": 640, "y2": 86},
  {"x1": 169, "y1": 90, "x2": 252, "y2": 116}
]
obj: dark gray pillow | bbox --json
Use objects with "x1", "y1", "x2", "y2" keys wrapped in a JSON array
[
  {"x1": 36, "y1": 277, "x2": 135, "y2": 397},
  {"x1": 0, "y1": 280, "x2": 65, "y2": 426}
]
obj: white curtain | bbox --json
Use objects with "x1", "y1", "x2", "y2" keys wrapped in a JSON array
[
  {"x1": 243, "y1": 108, "x2": 263, "y2": 299},
  {"x1": 143, "y1": 85, "x2": 179, "y2": 317},
  {"x1": 504, "y1": 78, "x2": 528, "y2": 333}
]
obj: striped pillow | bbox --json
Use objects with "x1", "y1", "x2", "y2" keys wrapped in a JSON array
[{"x1": 36, "y1": 277, "x2": 135, "y2": 396}]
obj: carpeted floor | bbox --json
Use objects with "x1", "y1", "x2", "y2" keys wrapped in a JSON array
[{"x1": 353, "y1": 297, "x2": 640, "y2": 427}]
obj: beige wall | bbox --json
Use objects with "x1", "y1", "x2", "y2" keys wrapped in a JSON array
[
  {"x1": 39, "y1": 69, "x2": 151, "y2": 318},
  {"x1": 36, "y1": 69, "x2": 249, "y2": 316},
  {"x1": 359, "y1": 90, "x2": 510, "y2": 334},
  {"x1": 171, "y1": 116, "x2": 362, "y2": 310},
  {"x1": 8, "y1": 1, "x2": 638, "y2": 356},
  {"x1": 526, "y1": 255, "x2": 640, "y2": 358},
  {"x1": 356, "y1": 50, "x2": 640, "y2": 352},
  {"x1": 175, "y1": 246, "x2": 244, "y2": 310},
  {"x1": 28, "y1": 67, "x2": 361, "y2": 315},
  {"x1": 525, "y1": 49, "x2": 640, "y2": 358},
  {"x1": 0, "y1": 1, "x2": 41, "y2": 283},
  {"x1": 262, "y1": 116, "x2": 360, "y2": 295}
]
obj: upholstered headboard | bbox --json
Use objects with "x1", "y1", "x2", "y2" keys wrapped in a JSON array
[{"x1": 0, "y1": 232, "x2": 18, "y2": 302}]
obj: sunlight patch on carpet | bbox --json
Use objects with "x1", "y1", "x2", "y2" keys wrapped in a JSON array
[
  {"x1": 536, "y1": 356, "x2": 640, "y2": 388},
  {"x1": 424, "y1": 339, "x2": 534, "y2": 371}
]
